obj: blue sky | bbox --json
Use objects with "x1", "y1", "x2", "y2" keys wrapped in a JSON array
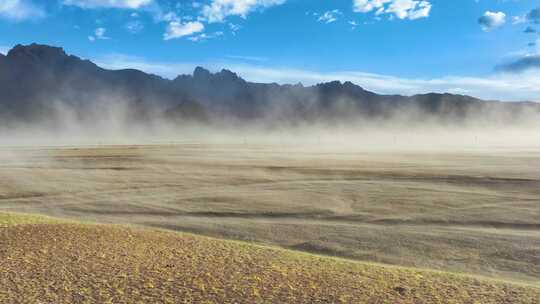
[{"x1": 1, "y1": 0, "x2": 540, "y2": 101}]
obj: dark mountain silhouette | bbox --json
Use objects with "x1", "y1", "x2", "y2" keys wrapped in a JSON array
[{"x1": 1, "y1": 43, "x2": 539, "y2": 127}]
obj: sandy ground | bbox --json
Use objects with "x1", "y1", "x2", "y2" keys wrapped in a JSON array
[{"x1": 0, "y1": 144, "x2": 539, "y2": 284}]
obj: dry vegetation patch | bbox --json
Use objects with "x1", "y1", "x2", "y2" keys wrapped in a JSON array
[{"x1": 1, "y1": 213, "x2": 539, "y2": 303}]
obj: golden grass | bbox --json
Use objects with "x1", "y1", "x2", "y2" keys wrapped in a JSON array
[
  {"x1": 0, "y1": 211, "x2": 61, "y2": 226},
  {"x1": 1, "y1": 212, "x2": 539, "y2": 304}
]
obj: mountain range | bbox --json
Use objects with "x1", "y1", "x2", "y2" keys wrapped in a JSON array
[{"x1": 1, "y1": 43, "x2": 539, "y2": 127}]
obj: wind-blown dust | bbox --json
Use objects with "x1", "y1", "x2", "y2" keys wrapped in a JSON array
[{"x1": 0, "y1": 142, "x2": 539, "y2": 285}]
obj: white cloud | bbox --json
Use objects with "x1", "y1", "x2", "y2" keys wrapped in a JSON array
[
  {"x1": 229, "y1": 23, "x2": 241, "y2": 33},
  {"x1": 317, "y1": 9, "x2": 342, "y2": 24},
  {"x1": 62, "y1": 0, "x2": 153, "y2": 9},
  {"x1": 92, "y1": 53, "x2": 540, "y2": 102},
  {"x1": 353, "y1": 0, "x2": 389, "y2": 13},
  {"x1": 164, "y1": 21, "x2": 205, "y2": 40},
  {"x1": 402, "y1": 1, "x2": 431, "y2": 20},
  {"x1": 353, "y1": 0, "x2": 431, "y2": 20},
  {"x1": 126, "y1": 20, "x2": 144, "y2": 33},
  {"x1": 478, "y1": 11, "x2": 506, "y2": 32},
  {"x1": 188, "y1": 31, "x2": 224, "y2": 42},
  {"x1": 95, "y1": 27, "x2": 108, "y2": 38},
  {"x1": 89, "y1": 27, "x2": 109, "y2": 41},
  {"x1": 147, "y1": 10, "x2": 206, "y2": 41},
  {"x1": 0, "y1": 0, "x2": 45, "y2": 21},
  {"x1": 202, "y1": 0, "x2": 286, "y2": 23},
  {"x1": 160, "y1": 11, "x2": 179, "y2": 22},
  {"x1": 512, "y1": 15, "x2": 526, "y2": 25}
]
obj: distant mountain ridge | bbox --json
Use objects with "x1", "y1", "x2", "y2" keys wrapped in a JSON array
[{"x1": 1, "y1": 43, "x2": 539, "y2": 127}]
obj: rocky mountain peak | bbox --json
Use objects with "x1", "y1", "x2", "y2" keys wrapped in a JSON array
[
  {"x1": 193, "y1": 66, "x2": 212, "y2": 80},
  {"x1": 7, "y1": 43, "x2": 67, "y2": 61}
]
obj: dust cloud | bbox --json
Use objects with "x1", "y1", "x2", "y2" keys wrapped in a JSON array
[{"x1": 0, "y1": 98, "x2": 539, "y2": 152}]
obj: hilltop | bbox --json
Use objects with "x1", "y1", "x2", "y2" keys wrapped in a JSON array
[{"x1": 1, "y1": 212, "x2": 539, "y2": 303}]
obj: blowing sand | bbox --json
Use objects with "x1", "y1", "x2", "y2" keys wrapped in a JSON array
[{"x1": 0, "y1": 143, "x2": 539, "y2": 284}]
